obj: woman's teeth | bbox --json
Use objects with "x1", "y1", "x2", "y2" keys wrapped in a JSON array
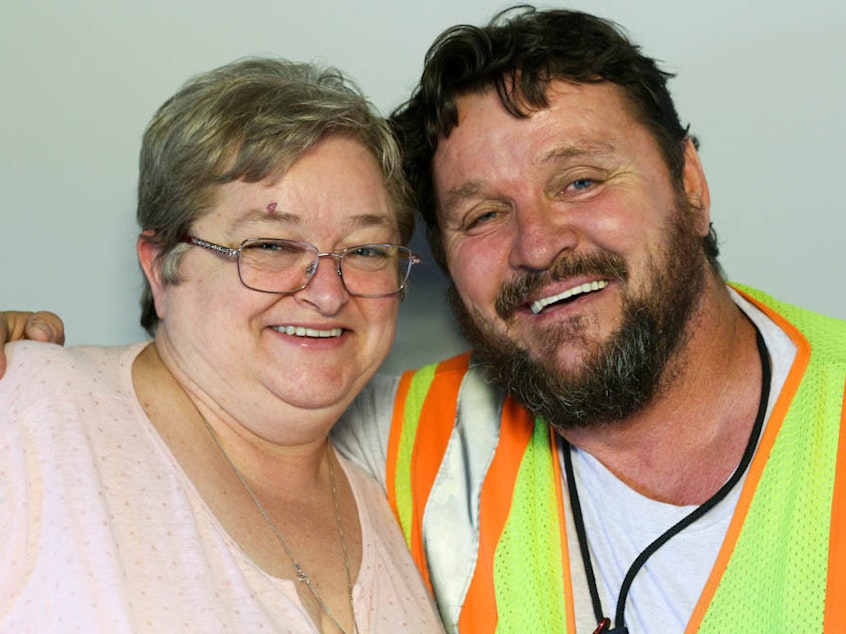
[{"x1": 273, "y1": 326, "x2": 343, "y2": 338}]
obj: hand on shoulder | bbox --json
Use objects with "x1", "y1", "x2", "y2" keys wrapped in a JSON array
[{"x1": 0, "y1": 311, "x2": 65, "y2": 378}]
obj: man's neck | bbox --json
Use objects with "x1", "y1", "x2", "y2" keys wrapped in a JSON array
[{"x1": 560, "y1": 281, "x2": 764, "y2": 506}]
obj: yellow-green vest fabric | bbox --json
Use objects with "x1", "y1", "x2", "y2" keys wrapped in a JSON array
[{"x1": 386, "y1": 286, "x2": 846, "y2": 633}]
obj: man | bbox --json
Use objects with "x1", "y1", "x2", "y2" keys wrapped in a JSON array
[
  {"x1": 339, "y1": 7, "x2": 846, "y2": 633},
  {"x1": 4, "y1": 7, "x2": 846, "y2": 633}
]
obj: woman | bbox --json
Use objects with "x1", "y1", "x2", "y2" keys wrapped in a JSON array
[{"x1": 0, "y1": 58, "x2": 442, "y2": 633}]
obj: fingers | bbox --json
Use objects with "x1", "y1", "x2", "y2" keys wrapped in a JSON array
[
  {"x1": 26, "y1": 311, "x2": 65, "y2": 345},
  {"x1": 1, "y1": 311, "x2": 32, "y2": 343},
  {"x1": 0, "y1": 310, "x2": 66, "y2": 379},
  {"x1": 0, "y1": 311, "x2": 32, "y2": 378},
  {"x1": 0, "y1": 313, "x2": 11, "y2": 378}
]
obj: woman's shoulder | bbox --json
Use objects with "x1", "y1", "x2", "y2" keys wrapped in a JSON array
[{"x1": 0, "y1": 341, "x2": 146, "y2": 401}]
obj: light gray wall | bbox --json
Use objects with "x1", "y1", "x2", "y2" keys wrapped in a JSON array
[{"x1": 2, "y1": 0, "x2": 844, "y2": 374}]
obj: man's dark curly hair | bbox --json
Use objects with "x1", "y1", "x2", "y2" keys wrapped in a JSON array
[{"x1": 390, "y1": 6, "x2": 719, "y2": 273}]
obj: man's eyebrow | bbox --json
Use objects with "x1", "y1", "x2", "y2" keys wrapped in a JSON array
[
  {"x1": 536, "y1": 141, "x2": 616, "y2": 166},
  {"x1": 440, "y1": 182, "x2": 486, "y2": 218}
]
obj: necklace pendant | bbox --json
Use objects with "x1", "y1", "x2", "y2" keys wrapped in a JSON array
[
  {"x1": 293, "y1": 563, "x2": 308, "y2": 582},
  {"x1": 591, "y1": 617, "x2": 611, "y2": 634}
]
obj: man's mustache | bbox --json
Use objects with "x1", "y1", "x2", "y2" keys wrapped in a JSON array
[{"x1": 495, "y1": 251, "x2": 629, "y2": 320}]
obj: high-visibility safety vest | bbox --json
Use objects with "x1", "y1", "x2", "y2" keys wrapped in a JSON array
[{"x1": 385, "y1": 286, "x2": 846, "y2": 633}]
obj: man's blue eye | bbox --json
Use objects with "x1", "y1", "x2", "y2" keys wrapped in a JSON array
[
  {"x1": 572, "y1": 178, "x2": 594, "y2": 191},
  {"x1": 468, "y1": 211, "x2": 498, "y2": 228}
]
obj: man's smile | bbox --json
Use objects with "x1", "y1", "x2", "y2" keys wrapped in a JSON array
[{"x1": 530, "y1": 280, "x2": 610, "y2": 314}]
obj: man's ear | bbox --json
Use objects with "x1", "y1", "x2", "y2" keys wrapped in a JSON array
[
  {"x1": 681, "y1": 138, "x2": 712, "y2": 237},
  {"x1": 137, "y1": 231, "x2": 168, "y2": 320}
]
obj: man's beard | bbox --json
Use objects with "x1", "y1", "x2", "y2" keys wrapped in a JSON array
[{"x1": 448, "y1": 203, "x2": 708, "y2": 432}]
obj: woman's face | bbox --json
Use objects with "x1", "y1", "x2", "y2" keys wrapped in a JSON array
[{"x1": 147, "y1": 136, "x2": 402, "y2": 435}]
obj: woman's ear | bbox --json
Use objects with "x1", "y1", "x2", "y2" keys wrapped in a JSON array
[{"x1": 137, "y1": 231, "x2": 168, "y2": 320}]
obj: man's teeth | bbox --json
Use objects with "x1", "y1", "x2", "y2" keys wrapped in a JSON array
[
  {"x1": 273, "y1": 326, "x2": 343, "y2": 338},
  {"x1": 530, "y1": 280, "x2": 609, "y2": 314}
]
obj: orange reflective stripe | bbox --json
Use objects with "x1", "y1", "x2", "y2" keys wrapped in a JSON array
[
  {"x1": 687, "y1": 288, "x2": 812, "y2": 632},
  {"x1": 824, "y1": 378, "x2": 846, "y2": 632},
  {"x1": 458, "y1": 396, "x2": 535, "y2": 633}
]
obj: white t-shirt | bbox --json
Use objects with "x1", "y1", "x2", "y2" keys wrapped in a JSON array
[
  {"x1": 566, "y1": 289, "x2": 796, "y2": 633},
  {"x1": 0, "y1": 342, "x2": 443, "y2": 633},
  {"x1": 334, "y1": 289, "x2": 797, "y2": 634}
]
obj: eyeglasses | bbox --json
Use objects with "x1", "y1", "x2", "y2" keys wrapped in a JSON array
[{"x1": 181, "y1": 236, "x2": 421, "y2": 297}]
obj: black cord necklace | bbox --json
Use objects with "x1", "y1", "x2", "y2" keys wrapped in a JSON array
[{"x1": 563, "y1": 329, "x2": 771, "y2": 634}]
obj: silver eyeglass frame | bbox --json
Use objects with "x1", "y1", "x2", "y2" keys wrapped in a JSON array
[{"x1": 180, "y1": 235, "x2": 421, "y2": 298}]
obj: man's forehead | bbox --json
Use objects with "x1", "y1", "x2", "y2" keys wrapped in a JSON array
[
  {"x1": 446, "y1": 78, "x2": 630, "y2": 124},
  {"x1": 435, "y1": 81, "x2": 639, "y2": 172},
  {"x1": 436, "y1": 83, "x2": 627, "y2": 155}
]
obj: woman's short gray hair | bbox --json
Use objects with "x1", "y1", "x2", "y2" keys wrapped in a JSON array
[{"x1": 137, "y1": 57, "x2": 413, "y2": 335}]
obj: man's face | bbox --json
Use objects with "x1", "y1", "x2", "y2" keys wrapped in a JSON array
[{"x1": 431, "y1": 81, "x2": 712, "y2": 429}]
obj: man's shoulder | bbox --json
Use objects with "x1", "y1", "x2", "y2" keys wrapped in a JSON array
[{"x1": 732, "y1": 283, "x2": 846, "y2": 364}]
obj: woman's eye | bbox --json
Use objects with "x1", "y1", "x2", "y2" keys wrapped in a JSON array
[
  {"x1": 350, "y1": 245, "x2": 389, "y2": 258},
  {"x1": 255, "y1": 241, "x2": 282, "y2": 250},
  {"x1": 246, "y1": 241, "x2": 306, "y2": 256}
]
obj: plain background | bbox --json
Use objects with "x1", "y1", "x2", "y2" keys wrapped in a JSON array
[{"x1": 2, "y1": 0, "x2": 844, "y2": 374}]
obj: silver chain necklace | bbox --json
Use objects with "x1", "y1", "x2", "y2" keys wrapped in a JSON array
[{"x1": 201, "y1": 416, "x2": 358, "y2": 634}]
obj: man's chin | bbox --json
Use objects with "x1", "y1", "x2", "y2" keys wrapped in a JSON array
[{"x1": 526, "y1": 347, "x2": 597, "y2": 384}]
